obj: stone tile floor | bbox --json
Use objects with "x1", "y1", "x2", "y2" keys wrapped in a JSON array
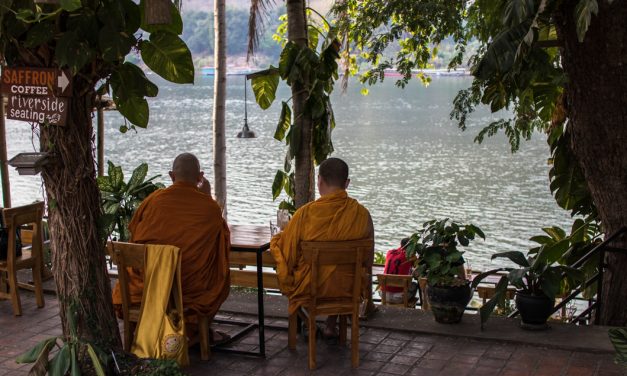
[{"x1": 1, "y1": 291, "x2": 625, "y2": 376}]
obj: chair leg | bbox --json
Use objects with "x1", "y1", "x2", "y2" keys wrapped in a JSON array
[
  {"x1": 308, "y1": 314, "x2": 316, "y2": 370},
  {"x1": 124, "y1": 321, "x2": 134, "y2": 352},
  {"x1": 351, "y1": 312, "x2": 359, "y2": 368},
  {"x1": 33, "y1": 259, "x2": 45, "y2": 308},
  {"x1": 199, "y1": 315, "x2": 211, "y2": 361},
  {"x1": 288, "y1": 311, "x2": 297, "y2": 350},
  {"x1": 8, "y1": 270, "x2": 22, "y2": 316},
  {"x1": 339, "y1": 315, "x2": 347, "y2": 345}
]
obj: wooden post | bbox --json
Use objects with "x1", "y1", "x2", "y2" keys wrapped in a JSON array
[
  {"x1": 97, "y1": 103, "x2": 104, "y2": 177},
  {"x1": 212, "y1": 0, "x2": 227, "y2": 219},
  {"x1": 0, "y1": 94, "x2": 11, "y2": 208}
]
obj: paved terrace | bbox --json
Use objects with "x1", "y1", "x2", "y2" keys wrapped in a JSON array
[{"x1": 0, "y1": 290, "x2": 625, "y2": 376}]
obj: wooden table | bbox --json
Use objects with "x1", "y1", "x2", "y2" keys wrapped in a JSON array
[{"x1": 213, "y1": 224, "x2": 272, "y2": 357}]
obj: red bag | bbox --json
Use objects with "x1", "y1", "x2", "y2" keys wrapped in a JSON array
[{"x1": 382, "y1": 247, "x2": 412, "y2": 293}]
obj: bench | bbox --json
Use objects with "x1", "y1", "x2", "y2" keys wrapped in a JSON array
[{"x1": 229, "y1": 250, "x2": 280, "y2": 290}]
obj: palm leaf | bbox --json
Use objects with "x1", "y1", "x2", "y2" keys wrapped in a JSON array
[{"x1": 247, "y1": 0, "x2": 275, "y2": 60}]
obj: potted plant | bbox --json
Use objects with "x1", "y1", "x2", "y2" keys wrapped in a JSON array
[
  {"x1": 98, "y1": 161, "x2": 164, "y2": 241},
  {"x1": 406, "y1": 219, "x2": 485, "y2": 323},
  {"x1": 471, "y1": 246, "x2": 583, "y2": 329}
]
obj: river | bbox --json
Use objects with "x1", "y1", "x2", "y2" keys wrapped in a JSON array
[{"x1": 3, "y1": 75, "x2": 571, "y2": 269}]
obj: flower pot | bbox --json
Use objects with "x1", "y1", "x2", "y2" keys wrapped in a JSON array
[
  {"x1": 515, "y1": 292, "x2": 555, "y2": 329},
  {"x1": 427, "y1": 282, "x2": 472, "y2": 324}
]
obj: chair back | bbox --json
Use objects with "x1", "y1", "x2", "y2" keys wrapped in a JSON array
[
  {"x1": 376, "y1": 274, "x2": 414, "y2": 307},
  {"x1": 2, "y1": 202, "x2": 44, "y2": 265},
  {"x1": 107, "y1": 241, "x2": 147, "y2": 349},
  {"x1": 300, "y1": 239, "x2": 372, "y2": 314}
]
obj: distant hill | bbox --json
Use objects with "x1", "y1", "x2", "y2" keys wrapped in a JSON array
[{"x1": 181, "y1": 0, "x2": 331, "y2": 14}]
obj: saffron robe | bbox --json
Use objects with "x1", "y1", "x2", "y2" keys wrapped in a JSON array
[
  {"x1": 112, "y1": 181, "x2": 230, "y2": 318},
  {"x1": 270, "y1": 189, "x2": 373, "y2": 314}
]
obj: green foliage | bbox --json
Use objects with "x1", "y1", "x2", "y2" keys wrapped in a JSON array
[
  {"x1": 609, "y1": 328, "x2": 627, "y2": 365},
  {"x1": 406, "y1": 219, "x2": 485, "y2": 287},
  {"x1": 0, "y1": 0, "x2": 194, "y2": 129},
  {"x1": 471, "y1": 234, "x2": 585, "y2": 328},
  {"x1": 529, "y1": 218, "x2": 602, "y2": 298},
  {"x1": 251, "y1": 8, "x2": 341, "y2": 212},
  {"x1": 98, "y1": 161, "x2": 164, "y2": 241},
  {"x1": 374, "y1": 251, "x2": 386, "y2": 265},
  {"x1": 16, "y1": 303, "x2": 107, "y2": 376},
  {"x1": 547, "y1": 124, "x2": 596, "y2": 218}
]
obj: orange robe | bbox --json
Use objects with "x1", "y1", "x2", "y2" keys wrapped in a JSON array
[
  {"x1": 112, "y1": 181, "x2": 230, "y2": 318},
  {"x1": 270, "y1": 189, "x2": 373, "y2": 314}
]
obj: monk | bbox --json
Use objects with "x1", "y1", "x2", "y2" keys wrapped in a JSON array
[
  {"x1": 270, "y1": 157, "x2": 375, "y2": 339},
  {"x1": 112, "y1": 153, "x2": 230, "y2": 343}
]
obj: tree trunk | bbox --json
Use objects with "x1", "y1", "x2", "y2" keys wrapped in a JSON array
[
  {"x1": 40, "y1": 77, "x2": 122, "y2": 348},
  {"x1": 213, "y1": 0, "x2": 227, "y2": 218},
  {"x1": 287, "y1": 0, "x2": 315, "y2": 208},
  {"x1": 556, "y1": 1, "x2": 627, "y2": 326}
]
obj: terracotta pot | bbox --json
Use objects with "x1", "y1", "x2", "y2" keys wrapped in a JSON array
[
  {"x1": 427, "y1": 282, "x2": 471, "y2": 324},
  {"x1": 515, "y1": 292, "x2": 555, "y2": 328}
]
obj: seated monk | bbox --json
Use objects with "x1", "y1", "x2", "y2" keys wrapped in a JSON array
[
  {"x1": 270, "y1": 157, "x2": 375, "y2": 339},
  {"x1": 112, "y1": 152, "x2": 230, "y2": 344}
]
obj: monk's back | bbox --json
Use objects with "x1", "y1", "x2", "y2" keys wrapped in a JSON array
[{"x1": 129, "y1": 181, "x2": 230, "y2": 315}]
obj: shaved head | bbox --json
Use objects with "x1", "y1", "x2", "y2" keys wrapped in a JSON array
[
  {"x1": 319, "y1": 158, "x2": 349, "y2": 188},
  {"x1": 171, "y1": 153, "x2": 201, "y2": 183}
]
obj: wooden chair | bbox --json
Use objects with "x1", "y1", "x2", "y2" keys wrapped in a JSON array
[
  {"x1": 107, "y1": 241, "x2": 212, "y2": 361},
  {"x1": 376, "y1": 274, "x2": 417, "y2": 308},
  {"x1": 0, "y1": 202, "x2": 45, "y2": 316},
  {"x1": 288, "y1": 239, "x2": 372, "y2": 370}
]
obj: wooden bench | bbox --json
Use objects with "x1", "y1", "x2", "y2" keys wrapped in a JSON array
[{"x1": 229, "y1": 250, "x2": 280, "y2": 290}]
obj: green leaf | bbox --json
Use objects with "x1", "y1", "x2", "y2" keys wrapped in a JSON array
[
  {"x1": 140, "y1": 31, "x2": 194, "y2": 84},
  {"x1": 478, "y1": 276, "x2": 509, "y2": 329},
  {"x1": 251, "y1": 68, "x2": 280, "y2": 110},
  {"x1": 111, "y1": 62, "x2": 159, "y2": 99},
  {"x1": 99, "y1": 27, "x2": 136, "y2": 62},
  {"x1": 308, "y1": 25, "x2": 319, "y2": 50},
  {"x1": 503, "y1": 0, "x2": 534, "y2": 28},
  {"x1": 609, "y1": 328, "x2": 627, "y2": 364},
  {"x1": 49, "y1": 344, "x2": 71, "y2": 376},
  {"x1": 272, "y1": 170, "x2": 287, "y2": 201},
  {"x1": 86, "y1": 344, "x2": 106, "y2": 376},
  {"x1": 139, "y1": 0, "x2": 183, "y2": 35},
  {"x1": 127, "y1": 163, "x2": 148, "y2": 191},
  {"x1": 115, "y1": 96, "x2": 149, "y2": 128},
  {"x1": 25, "y1": 21, "x2": 55, "y2": 48},
  {"x1": 279, "y1": 42, "x2": 299, "y2": 80},
  {"x1": 532, "y1": 238, "x2": 569, "y2": 268},
  {"x1": 275, "y1": 102, "x2": 291, "y2": 141},
  {"x1": 59, "y1": 0, "x2": 81, "y2": 12},
  {"x1": 491, "y1": 251, "x2": 530, "y2": 267},
  {"x1": 574, "y1": 0, "x2": 598, "y2": 43},
  {"x1": 56, "y1": 31, "x2": 92, "y2": 74},
  {"x1": 70, "y1": 346, "x2": 79, "y2": 376},
  {"x1": 16, "y1": 337, "x2": 56, "y2": 363}
]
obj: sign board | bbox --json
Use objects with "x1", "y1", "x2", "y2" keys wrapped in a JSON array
[
  {"x1": 1, "y1": 67, "x2": 71, "y2": 97},
  {"x1": 6, "y1": 94, "x2": 68, "y2": 126},
  {"x1": 1, "y1": 67, "x2": 71, "y2": 126}
]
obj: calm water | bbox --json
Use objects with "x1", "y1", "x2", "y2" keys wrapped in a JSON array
[{"x1": 3, "y1": 75, "x2": 571, "y2": 268}]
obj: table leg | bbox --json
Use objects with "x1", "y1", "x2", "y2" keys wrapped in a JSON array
[{"x1": 256, "y1": 249, "x2": 266, "y2": 357}]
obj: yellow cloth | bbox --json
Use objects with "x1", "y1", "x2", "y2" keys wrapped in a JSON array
[
  {"x1": 131, "y1": 244, "x2": 189, "y2": 366},
  {"x1": 270, "y1": 190, "x2": 372, "y2": 314},
  {"x1": 112, "y1": 181, "x2": 230, "y2": 318}
]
